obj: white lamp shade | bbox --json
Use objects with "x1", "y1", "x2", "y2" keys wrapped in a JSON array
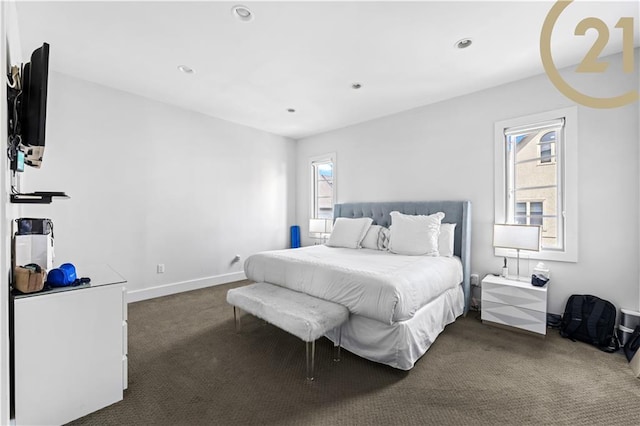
[
  {"x1": 309, "y1": 218, "x2": 333, "y2": 234},
  {"x1": 493, "y1": 224, "x2": 541, "y2": 251}
]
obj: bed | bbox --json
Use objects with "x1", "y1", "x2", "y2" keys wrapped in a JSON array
[{"x1": 244, "y1": 201, "x2": 471, "y2": 370}]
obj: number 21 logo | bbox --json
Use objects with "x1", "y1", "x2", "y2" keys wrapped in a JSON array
[{"x1": 541, "y1": 0, "x2": 638, "y2": 108}]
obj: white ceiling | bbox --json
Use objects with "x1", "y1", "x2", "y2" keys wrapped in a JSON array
[{"x1": 14, "y1": 1, "x2": 639, "y2": 139}]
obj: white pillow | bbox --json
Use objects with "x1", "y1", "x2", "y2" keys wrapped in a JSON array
[
  {"x1": 388, "y1": 211, "x2": 444, "y2": 256},
  {"x1": 438, "y1": 223, "x2": 456, "y2": 257},
  {"x1": 361, "y1": 225, "x2": 383, "y2": 250},
  {"x1": 326, "y1": 217, "x2": 373, "y2": 249}
]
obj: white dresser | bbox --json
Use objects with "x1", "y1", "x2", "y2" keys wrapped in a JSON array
[
  {"x1": 12, "y1": 265, "x2": 127, "y2": 425},
  {"x1": 481, "y1": 274, "x2": 547, "y2": 336}
]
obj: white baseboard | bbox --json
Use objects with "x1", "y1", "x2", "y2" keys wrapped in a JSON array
[{"x1": 127, "y1": 271, "x2": 247, "y2": 303}]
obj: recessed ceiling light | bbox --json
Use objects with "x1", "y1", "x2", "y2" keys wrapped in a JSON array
[
  {"x1": 177, "y1": 65, "x2": 194, "y2": 74},
  {"x1": 232, "y1": 5, "x2": 254, "y2": 22},
  {"x1": 455, "y1": 38, "x2": 473, "y2": 49},
  {"x1": 287, "y1": 108, "x2": 296, "y2": 113},
  {"x1": 352, "y1": 83, "x2": 362, "y2": 89}
]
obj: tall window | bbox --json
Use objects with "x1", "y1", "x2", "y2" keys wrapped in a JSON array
[
  {"x1": 311, "y1": 155, "x2": 335, "y2": 220},
  {"x1": 495, "y1": 107, "x2": 578, "y2": 262},
  {"x1": 505, "y1": 119, "x2": 563, "y2": 249}
]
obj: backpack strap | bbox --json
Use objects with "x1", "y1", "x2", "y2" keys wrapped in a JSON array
[
  {"x1": 562, "y1": 296, "x2": 585, "y2": 339},
  {"x1": 586, "y1": 299, "x2": 606, "y2": 346}
]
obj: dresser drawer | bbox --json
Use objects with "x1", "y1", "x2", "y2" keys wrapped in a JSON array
[
  {"x1": 482, "y1": 300, "x2": 547, "y2": 335},
  {"x1": 482, "y1": 281, "x2": 547, "y2": 313}
]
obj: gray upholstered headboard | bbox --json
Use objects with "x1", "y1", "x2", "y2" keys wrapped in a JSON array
[{"x1": 334, "y1": 201, "x2": 472, "y2": 314}]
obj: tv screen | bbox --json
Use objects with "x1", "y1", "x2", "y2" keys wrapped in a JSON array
[{"x1": 21, "y1": 42, "x2": 49, "y2": 168}]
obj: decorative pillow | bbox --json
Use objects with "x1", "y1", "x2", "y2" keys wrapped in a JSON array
[
  {"x1": 326, "y1": 217, "x2": 374, "y2": 249},
  {"x1": 361, "y1": 225, "x2": 383, "y2": 250},
  {"x1": 438, "y1": 223, "x2": 456, "y2": 257},
  {"x1": 378, "y1": 227, "x2": 391, "y2": 250},
  {"x1": 388, "y1": 211, "x2": 445, "y2": 256}
]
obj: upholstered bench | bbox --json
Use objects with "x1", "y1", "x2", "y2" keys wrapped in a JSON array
[{"x1": 226, "y1": 282, "x2": 349, "y2": 380}]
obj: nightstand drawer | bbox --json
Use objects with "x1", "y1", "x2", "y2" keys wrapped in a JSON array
[
  {"x1": 482, "y1": 281, "x2": 546, "y2": 313},
  {"x1": 482, "y1": 300, "x2": 547, "y2": 335}
]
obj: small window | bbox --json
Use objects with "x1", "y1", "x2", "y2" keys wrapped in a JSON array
[
  {"x1": 539, "y1": 131, "x2": 555, "y2": 164},
  {"x1": 516, "y1": 201, "x2": 544, "y2": 227},
  {"x1": 530, "y1": 201, "x2": 543, "y2": 226},
  {"x1": 515, "y1": 202, "x2": 527, "y2": 225}
]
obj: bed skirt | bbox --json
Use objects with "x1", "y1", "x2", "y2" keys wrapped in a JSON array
[{"x1": 325, "y1": 284, "x2": 464, "y2": 370}]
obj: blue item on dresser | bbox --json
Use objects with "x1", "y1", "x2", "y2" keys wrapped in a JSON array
[{"x1": 47, "y1": 263, "x2": 77, "y2": 287}]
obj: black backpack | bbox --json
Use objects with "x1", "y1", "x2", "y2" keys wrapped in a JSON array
[{"x1": 560, "y1": 294, "x2": 619, "y2": 352}]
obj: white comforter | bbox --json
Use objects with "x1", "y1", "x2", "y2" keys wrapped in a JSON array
[{"x1": 244, "y1": 245, "x2": 463, "y2": 325}]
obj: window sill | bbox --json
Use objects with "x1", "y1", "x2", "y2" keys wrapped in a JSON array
[{"x1": 495, "y1": 247, "x2": 577, "y2": 263}]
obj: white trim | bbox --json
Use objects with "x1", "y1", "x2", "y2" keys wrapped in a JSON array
[
  {"x1": 494, "y1": 106, "x2": 578, "y2": 263},
  {"x1": 126, "y1": 271, "x2": 246, "y2": 303},
  {"x1": 504, "y1": 118, "x2": 564, "y2": 136}
]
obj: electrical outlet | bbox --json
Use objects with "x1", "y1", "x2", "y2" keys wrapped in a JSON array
[
  {"x1": 470, "y1": 273, "x2": 479, "y2": 286},
  {"x1": 157, "y1": 263, "x2": 165, "y2": 274}
]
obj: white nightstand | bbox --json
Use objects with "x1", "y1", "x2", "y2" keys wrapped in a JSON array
[{"x1": 481, "y1": 274, "x2": 548, "y2": 336}]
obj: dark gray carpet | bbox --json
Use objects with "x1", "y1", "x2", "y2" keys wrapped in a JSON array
[{"x1": 71, "y1": 281, "x2": 640, "y2": 425}]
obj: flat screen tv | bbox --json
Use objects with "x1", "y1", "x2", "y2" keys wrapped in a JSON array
[{"x1": 20, "y1": 42, "x2": 49, "y2": 168}]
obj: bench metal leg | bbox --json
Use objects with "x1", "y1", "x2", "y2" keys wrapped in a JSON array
[
  {"x1": 306, "y1": 340, "x2": 316, "y2": 381},
  {"x1": 333, "y1": 325, "x2": 342, "y2": 362},
  {"x1": 233, "y1": 306, "x2": 241, "y2": 332}
]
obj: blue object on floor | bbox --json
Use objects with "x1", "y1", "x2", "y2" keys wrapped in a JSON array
[{"x1": 290, "y1": 225, "x2": 300, "y2": 248}]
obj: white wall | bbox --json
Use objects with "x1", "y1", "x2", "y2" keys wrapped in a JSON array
[
  {"x1": 1, "y1": 3, "x2": 10, "y2": 422},
  {"x1": 296, "y1": 52, "x2": 639, "y2": 315},
  {"x1": 1, "y1": 0, "x2": 25, "y2": 422},
  {"x1": 22, "y1": 72, "x2": 296, "y2": 300}
]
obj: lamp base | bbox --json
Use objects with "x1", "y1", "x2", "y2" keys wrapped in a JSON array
[{"x1": 513, "y1": 249, "x2": 531, "y2": 283}]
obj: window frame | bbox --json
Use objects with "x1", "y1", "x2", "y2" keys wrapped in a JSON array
[
  {"x1": 309, "y1": 152, "x2": 336, "y2": 236},
  {"x1": 494, "y1": 107, "x2": 578, "y2": 262}
]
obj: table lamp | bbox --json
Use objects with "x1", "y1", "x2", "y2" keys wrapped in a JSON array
[{"x1": 493, "y1": 224, "x2": 541, "y2": 280}]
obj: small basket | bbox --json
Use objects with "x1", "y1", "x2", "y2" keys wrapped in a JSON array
[{"x1": 14, "y1": 266, "x2": 46, "y2": 293}]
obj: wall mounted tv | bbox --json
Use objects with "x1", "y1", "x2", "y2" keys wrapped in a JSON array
[{"x1": 9, "y1": 42, "x2": 50, "y2": 171}]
